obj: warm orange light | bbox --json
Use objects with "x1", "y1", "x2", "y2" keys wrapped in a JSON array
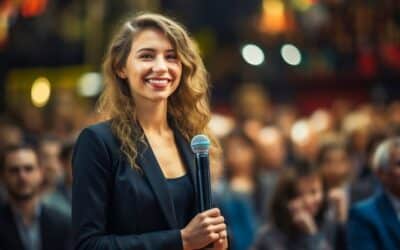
[{"x1": 260, "y1": 0, "x2": 287, "y2": 34}]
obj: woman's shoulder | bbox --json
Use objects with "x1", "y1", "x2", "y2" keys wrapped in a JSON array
[
  {"x1": 84, "y1": 120, "x2": 113, "y2": 136},
  {"x1": 76, "y1": 120, "x2": 120, "y2": 150}
]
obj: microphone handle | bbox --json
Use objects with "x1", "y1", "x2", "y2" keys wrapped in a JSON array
[{"x1": 195, "y1": 153, "x2": 214, "y2": 249}]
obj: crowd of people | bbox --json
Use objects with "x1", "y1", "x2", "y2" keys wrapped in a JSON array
[{"x1": 1, "y1": 82, "x2": 400, "y2": 249}]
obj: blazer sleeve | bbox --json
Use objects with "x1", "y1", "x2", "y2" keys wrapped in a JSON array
[
  {"x1": 72, "y1": 128, "x2": 182, "y2": 250},
  {"x1": 347, "y1": 207, "x2": 378, "y2": 250}
]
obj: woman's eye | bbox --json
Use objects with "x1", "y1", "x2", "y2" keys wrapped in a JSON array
[
  {"x1": 140, "y1": 54, "x2": 153, "y2": 59},
  {"x1": 166, "y1": 54, "x2": 178, "y2": 60}
]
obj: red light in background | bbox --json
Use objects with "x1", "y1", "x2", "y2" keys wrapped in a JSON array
[{"x1": 21, "y1": 0, "x2": 48, "y2": 18}]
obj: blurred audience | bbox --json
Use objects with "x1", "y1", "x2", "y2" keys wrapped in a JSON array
[
  {"x1": 347, "y1": 137, "x2": 400, "y2": 250},
  {"x1": 214, "y1": 129, "x2": 265, "y2": 250},
  {"x1": 0, "y1": 144, "x2": 72, "y2": 250},
  {"x1": 252, "y1": 160, "x2": 347, "y2": 250}
]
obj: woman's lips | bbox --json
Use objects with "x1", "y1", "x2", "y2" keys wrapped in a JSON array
[{"x1": 145, "y1": 78, "x2": 171, "y2": 89}]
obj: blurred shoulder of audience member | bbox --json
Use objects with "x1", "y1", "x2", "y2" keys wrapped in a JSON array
[
  {"x1": 215, "y1": 128, "x2": 263, "y2": 250},
  {"x1": 38, "y1": 135, "x2": 63, "y2": 194},
  {"x1": 348, "y1": 137, "x2": 400, "y2": 250},
  {"x1": 252, "y1": 160, "x2": 347, "y2": 250},
  {"x1": 42, "y1": 140, "x2": 74, "y2": 217},
  {"x1": 0, "y1": 143, "x2": 72, "y2": 250}
]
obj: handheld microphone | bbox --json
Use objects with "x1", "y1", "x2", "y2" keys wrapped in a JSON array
[
  {"x1": 190, "y1": 134, "x2": 212, "y2": 212},
  {"x1": 191, "y1": 134, "x2": 213, "y2": 249}
]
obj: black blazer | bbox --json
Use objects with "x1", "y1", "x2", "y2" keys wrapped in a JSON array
[
  {"x1": 0, "y1": 203, "x2": 72, "y2": 250},
  {"x1": 72, "y1": 121, "x2": 199, "y2": 250}
]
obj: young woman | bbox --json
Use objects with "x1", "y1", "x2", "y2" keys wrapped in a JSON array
[
  {"x1": 252, "y1": 161, "x2": 346, "y2": 250},
  {"x1": 72, "y1": 13, "x2": 227, "y2": 250}
]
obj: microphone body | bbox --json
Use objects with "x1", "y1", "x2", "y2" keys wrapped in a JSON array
[
  {"x1": 195, "y1": 151, "x2": 212, "y2": 212},
  {"x1": 191, "y1": 135, "x2": 214, "y2": 250}
]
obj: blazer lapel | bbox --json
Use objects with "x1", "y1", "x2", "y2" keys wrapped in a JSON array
[
  {"x1": 136, "y1": 139, "x2": 178, "y2": 229},
  {"x1": 173, "y1": 129, "x2": 199, "y2": 213}
]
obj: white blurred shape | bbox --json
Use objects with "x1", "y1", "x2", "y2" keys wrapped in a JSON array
[
  {"x1": 281, "y1": 44, "x2": 302, "y2": 66},
  {"x1": 291, "y1": 119, "x2": 310, "y2": 144},
  {"x1": 208, "y1": 114, "x2": 235, "y2": 138},
  {"x1": 77, "y1": 72, "x2": 103, "y2": 97},
  {"x1": 241, "y1": 44, "x2": 265, "y2": 66}
]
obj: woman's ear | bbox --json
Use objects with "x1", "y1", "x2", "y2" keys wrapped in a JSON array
[{"x1": 117, "y1": 68, "x2": 127, "y2": 79}]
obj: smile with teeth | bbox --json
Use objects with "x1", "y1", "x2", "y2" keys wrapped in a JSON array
[{"x1": 145, "y1": 78, "x2": 171, "y2": 88}]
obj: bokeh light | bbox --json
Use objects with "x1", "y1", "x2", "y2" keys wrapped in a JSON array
[
  {"x1": 281, "y1": 44, "x2": 302, "y2": 66},
  {"x1": 77, "y1": 72, "x2": 103, "y2": 97},
  {"x1": 31, "y1": 77, "x2": 51, "y2": 108},
  {"x1": 241, "y1": 44, "x2": 265, "y2": 66}
]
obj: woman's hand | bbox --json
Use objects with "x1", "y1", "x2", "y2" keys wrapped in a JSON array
[
  {"x1": 289, "y1": 198, "x2": 317, "y2": 235},
  {"x1": 181, "y1": 208, "x2": 227, "y2": 250},
  {"x1": 209, "y1": 229, "x2": 228, "y2": 250}
]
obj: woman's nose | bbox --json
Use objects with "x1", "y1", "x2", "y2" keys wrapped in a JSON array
[{"x1": 152, "y1": 57, "x2": 168, "y2": 72}]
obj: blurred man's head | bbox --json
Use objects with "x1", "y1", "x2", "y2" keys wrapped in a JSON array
[
  {"x1": 0, "y1": 144, "x2": 43, "y2": 202},
  {"x1": 317, "y1": 142, "x2": 351, "y2": 189},
  {"x1": 372, "y1": 137, "x2": 400, "y2": 198}
]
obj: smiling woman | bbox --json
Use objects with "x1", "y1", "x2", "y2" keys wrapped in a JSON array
[
  {"x1": 72, "y1": 13, "x2": 227, "y2": 250},
  {"x1": 119, "y1": 28, "x2": 182, "y2": 102}
]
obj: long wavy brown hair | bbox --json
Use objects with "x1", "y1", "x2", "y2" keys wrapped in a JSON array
[{"x1": 97, "y1": 13, "x2": 220, "y2": 170}]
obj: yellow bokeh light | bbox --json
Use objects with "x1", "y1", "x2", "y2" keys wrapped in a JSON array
[{"x1": 31, "y1": 77, "x2": 51, "y2": 107}]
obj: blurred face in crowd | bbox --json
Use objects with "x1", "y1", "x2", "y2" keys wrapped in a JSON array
[
  {"x1": 0, "y1": 125, "x2": 23, "y2": 150},
  {"x1": 379, "y1": 146, "x2": 400, "y2": 197},
  {"x1": 2, "y1": 149, "x2": 43, "y2": 201},
  {"x1": 295, "y1": 175, "x2": 323, "y2": 217},
  {"x1": 320, "y1": 147, "x2": 351, "y2": 188},
  {"x1": 225, "y1": 135, "x2": 256, "y2": 175},
  {"x1": 39, "y1": 140, "x2": 62, "y2": 188},
  {"x1": 258, "y1": 127, "x2": 286, "y2": 170},
  {"x1": 120, "y1": 28, "x2": 182, "y2": 103}
]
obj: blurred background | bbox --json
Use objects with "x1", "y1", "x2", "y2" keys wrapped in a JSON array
[{"x1": 1, "y1": 1, "x2": 400, "y2": 250}]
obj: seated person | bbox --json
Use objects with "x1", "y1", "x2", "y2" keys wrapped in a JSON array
[
  {"x1": 0, "y1": 144, "x2": 72, "y2": 250},
  {"x1": 252, "y1": 160, "x2": 346, "y2": 250},
  {"x1": 348, "y1": 137, "x2": 400, "y2": 250}
]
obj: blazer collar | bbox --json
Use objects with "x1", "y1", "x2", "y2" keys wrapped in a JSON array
[{"x1": 135, "y1": 124, "x2": 197, "y2": 229}]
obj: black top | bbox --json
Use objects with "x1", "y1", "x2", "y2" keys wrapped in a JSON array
[{"x1": 166, "y1": 174, "x2": 196, "y2": 228}]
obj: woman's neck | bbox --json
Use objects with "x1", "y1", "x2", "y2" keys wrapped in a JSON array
[{"x1": 136, "y1": 99, "x2": 169, "y2": 135}]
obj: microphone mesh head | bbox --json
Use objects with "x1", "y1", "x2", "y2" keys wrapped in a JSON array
[{"x1": 190, "y1": 134, "x2": 210, "y2": 154}]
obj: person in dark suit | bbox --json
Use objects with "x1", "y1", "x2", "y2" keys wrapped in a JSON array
[
  {"x1": 72, "y1": 13, "x2": 228, "y2": 250},
  {"x1": 0, "y1": 144, "x2": 72, "y2": 250},
  {"x1": 348, "y1": 137, "x2": 400, "y2": 250}
]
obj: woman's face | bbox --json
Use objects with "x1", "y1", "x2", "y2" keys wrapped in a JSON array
[
  {"x1": 295, "y1": 175, "x2": 323, "y2": 217},
  {"x1": 121, "y1": 28, "x2": 182, "y2": 103},
  {"x1": 225, "y1": 136, "x2": 255, "y2": 174}
]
